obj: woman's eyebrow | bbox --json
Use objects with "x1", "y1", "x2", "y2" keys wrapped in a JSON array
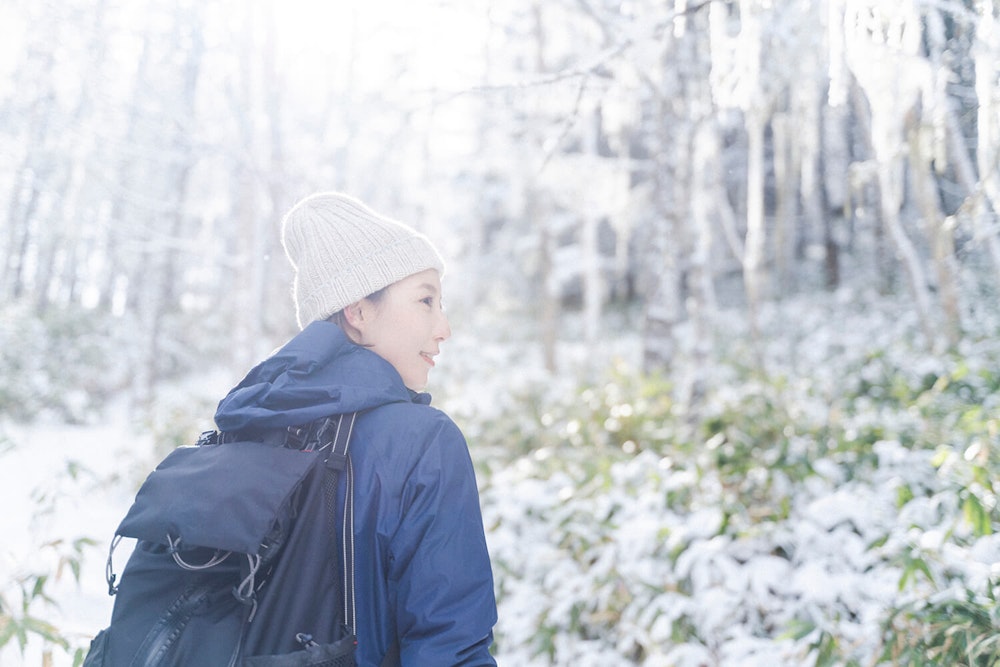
[{"x1": 416, "y1": 283, "x2": 439, "y2": 294}]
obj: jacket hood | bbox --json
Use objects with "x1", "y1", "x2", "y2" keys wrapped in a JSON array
[{"x1": 214, "y1": 321, "x2": 425, "y2": 432}]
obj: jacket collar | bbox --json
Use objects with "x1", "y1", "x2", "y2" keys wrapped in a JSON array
[{"x1": 214, "y1": 321, "x2": 426, "y2": 432}]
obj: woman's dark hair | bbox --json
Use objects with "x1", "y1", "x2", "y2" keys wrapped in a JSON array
[{"x1": 327, "y1": 285, "x2": 388, "y2": 331}]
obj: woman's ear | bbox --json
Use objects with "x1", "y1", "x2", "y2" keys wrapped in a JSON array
[{"x1": 342, "y1": 300, "x2": 367, "y2": 331}]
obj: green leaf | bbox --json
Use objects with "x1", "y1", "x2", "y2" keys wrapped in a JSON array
[
  {"x1": 30, "y1": 574, "x2": 48, "y2": 601},
  {"x1": 963, "y1": 495, "x2": 993, "y2": 537},
  {"x1": 896, "y1": 484, "x2": 914, "y2": 508},
  {"x1": 780, "y1": 618, "x2": 816, "y2": 640},
  {"x1": 930, "y1": 447, "x2": 951, "y2": 468},
  {"x1": 21, "y1": 615, "x2": 70, "y2": 649},
  {"x1": 0, "y1": 615, "x2": 17, "y2": 650}
]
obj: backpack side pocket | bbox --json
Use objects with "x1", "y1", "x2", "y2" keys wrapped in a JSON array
[{"x1": 81, "y1": 628, "x2": 110, "y2": 667}]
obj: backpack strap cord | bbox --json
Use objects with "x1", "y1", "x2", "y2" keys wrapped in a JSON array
[
  {"x1": 105, "y1": 534, "x2": 123, "y2": 595},
  {"x1": 233, "y1": 553, "x2": 263, "y2": 613},
  {"x1": 167, "y1": 535, "x2": 232, "y2": 570}
]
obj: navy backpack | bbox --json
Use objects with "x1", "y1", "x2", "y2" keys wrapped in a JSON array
[{"x1": 83, "y1": 412, "x2": 372, "y2": 667}]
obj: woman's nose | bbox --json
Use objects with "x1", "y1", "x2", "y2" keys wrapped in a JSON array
[{"x1": 436, "y1": 311, "x2": 452, "y2": 341}]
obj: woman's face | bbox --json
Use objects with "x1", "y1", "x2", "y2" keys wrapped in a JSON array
[{"x1": 351, "y1": 269, "x2": 451, "y2": 391}]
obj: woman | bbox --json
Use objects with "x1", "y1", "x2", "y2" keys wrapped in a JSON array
[{"x1": 215, "y1": 192, "x2": 498, "y2": 665}]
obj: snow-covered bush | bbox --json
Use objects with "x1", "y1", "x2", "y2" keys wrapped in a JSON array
[
  {"x1": 481, "y1": 384, "x2": 903, "y2": 664},
  {"x1": 478, "y1": 292, "x2": 1000, "y2": 666},
  {"x1": 0, "y1": 302, "x2": 126, "y2": 423},
  {"x1": 879, "y1": 583, "x2": 1000, "y2": 666},
  {"x1": 0, "y1": 537, "x2": 92, "y2": 665}
]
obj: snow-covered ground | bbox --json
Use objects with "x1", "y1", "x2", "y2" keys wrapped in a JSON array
[{"x1": 2, "y1": 412, "x2": 149, "y2": 665}]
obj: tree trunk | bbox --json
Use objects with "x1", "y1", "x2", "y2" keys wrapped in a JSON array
[
  {"x1": 261, "y1": 1, "x2": 286, "y2": 352},
  {"x1": 876, "y1": 152, "x2": 938, "y2": 348},
  {"x1": 687, "y1": 119, "x2": 720, "y2": 407},
  {"x1": 537, "y1": 189, "x2": 559, "y2": 375},
  {"x1": 743, "y1": 108, "x2": 767, "y2": 356},
  {"x1": 915, "y1": 8, "x2": 964, "y2": 348},
  {"x1": 642, "y1": 252, "x2": 682, "y2": 374},
  {"x1": 821, "y1": 103, "x2": 849, "y2": 290},
  {"x1": 530, "y1": 1, "x2": 559, "y2": 374},
  {"x1": 641, "y1": 101, "x2": 687, "y2": 375},
  {"x1": 737, "y1": 0, "x2": 767, "y2": 365},
  {"x1": 582, "y1": 107, "x2": 603, "y2": 346},
  {"x1": 798, "y1": 82, "x2": 825, "y2": 286},
  {"x1": 771, "y1": 113, "x2": 794, "y2": 294},
  {"x1": 2, "y1": 45, "x2": 56, "y2": 303},
  {"x1": 130, "y1": 9, "x2": 204, "y2": 414},
  {"x1": 972, "y1": 1, "x2": 1000, "y2": 285},
  {"x1": 910, "y1": 132, "x2": 961, "y2": 348},
  {"x1": 226, "y1": 3, "x2": 260, "y2": 370}
]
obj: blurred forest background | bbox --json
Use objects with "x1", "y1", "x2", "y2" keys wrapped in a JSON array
[
  {"x1": 3, "y1": 0, "x2": 997, "y2": 414},
  {"x1": 3, "y1": 0, "x2": 1000, "y2": 665}
]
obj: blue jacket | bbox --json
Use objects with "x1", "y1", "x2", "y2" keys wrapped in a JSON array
[{"x1": 215, "y1": 321, "x2": 498, "y2": 666}]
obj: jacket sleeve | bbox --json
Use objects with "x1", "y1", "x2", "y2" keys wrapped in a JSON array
[{"x1": 387, "y1": 417, "x2": 498, "y2": 666}]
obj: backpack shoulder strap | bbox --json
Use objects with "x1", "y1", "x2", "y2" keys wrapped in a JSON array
[
  {"x1": 320, "y1": 413, "x2": 399, "y2": 667},
  {"x1": 314, "y1": 413, "x2": 358, "y2": 635}
]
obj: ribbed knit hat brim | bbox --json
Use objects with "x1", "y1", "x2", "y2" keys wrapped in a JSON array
[{"x1": 281, "y1": 192, "x2": 445, "y2": 328}]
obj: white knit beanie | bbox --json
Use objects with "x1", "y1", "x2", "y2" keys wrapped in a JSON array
[{"x1": 281, "y1": 192, "x2": 445, "y2": 328}]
